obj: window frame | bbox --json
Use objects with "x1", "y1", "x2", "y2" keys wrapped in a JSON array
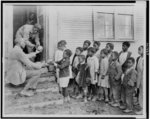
[{"x1": 93, "y1": 8, "x2": 134, "y2": 42}]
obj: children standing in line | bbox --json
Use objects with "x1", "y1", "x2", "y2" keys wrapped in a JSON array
[
  {"x1": 82, "y1": 40, "x2": 91, "y2": 61},
  {"x1": 120, "y1": 57, "x2": 137, "y2": 113},
  {"x1": 54, "y1": 49, "x2": 72, "y2": 103},
  {"x1": 93, "y1": 41, "x2": 101, "y2": 60},
  {"x1": 54, "y1": 40, "x2": 67, "y2": 93},
  {"x1": 107, "y1": 51, "x2": 122, "y2": 107},
  {"x1": 87, "y1": 47, "x2": 99, "y2": 101},
  {"x1": 75, "y1": 55, "x2": 91, "y2": 102},
  {"x1": 135, "y1": 46, "x2": 144, "y2": 114},
  {"x1": 98, "y1": 49, "x2": 109, "y2": 103}
]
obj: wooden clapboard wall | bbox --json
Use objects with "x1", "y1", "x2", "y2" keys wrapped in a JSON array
[{"x1": 57, "y1": 6, "x2": 93, "y2": 55}]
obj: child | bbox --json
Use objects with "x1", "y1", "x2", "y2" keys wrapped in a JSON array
[
  {"x1": 54, "y1": 40, "x2": 67, "y2": 93},
  {"x1": 119, "y1": 42, "x2": 132, "y2": 106},
  {"x1": 98, "y1": 49, "x2": 109, "y2": 103},
  {"x1": 120, "y1": 57, "x2": 137, "y2": 113},
  {"x1": 87, "y1": 47, "x2": 99, "y2": 101},
  {"x1": 72, "y1": 47, "x2": 83, "y2": 77},
  {"x1": 54, "y1": 49, "x2": 72, "y2": 103},
  {"x1": 119, "y1": 41, "x2": 132, "y2": 70},
  {"x1": 82, "y1": 40, "x2": 91, "y2": 61},
  {"x1": 75, "y1": 55, "x2": 91, "y2": 102},
  {"x1": 71, "y1": 47, "x2": 83, "y2": 97},
  {"x1": 105, "y1": 43, "x2": 114, "y2": 63},
  {"x1": 107, "y1": 51, "x2": 122, "y2": 107},
  {"x1": 93, "y1": 41, "x2": 101, "y2": 60},
  {"x1": 135, "y1": 46, "x2": 144, "y2": 114},
  {"x1": 55, "y1": 40, "x2": 67, "y2": 62}
]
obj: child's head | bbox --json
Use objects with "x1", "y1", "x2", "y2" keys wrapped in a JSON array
[
  {"x1": 87, "y1": 47, "x2": 95, "y2": 57},
  {"x1": 101, "y1": 48, "x2": 108, "y2": 58},
  {"x1": 93, "y1": 41, "x2": 101, "y2": 51},
  {"x1": 138, "y1": 45, "x2": 144, "y2": 56},
  {"x1": 106, "y1": 43, "x2": 114, "y2": 52},
  {"x1": 57, "y1": 40, "x2": 67, "y2": 51},
  {"x1": 78, "y1": 55, "x2": 86, "y2": 64},
  {"x1": 83, "y1": 40, "x2": 91, "y2": 50},
  {"x1": 63, "y1": 49, "x2": 72, "y2": 58},
  {"x1": 127, "y1": 57, "x2": 135, "y2": 68},
  {"x1": 75, "y1": 47, "x2": 83, "y2": 56},
  {"x1": 122, "y1": 42, "x2": 130, "y2": 52},
  {"x1": 111, "y1": 51, "x2": 119, "y2": 61}
]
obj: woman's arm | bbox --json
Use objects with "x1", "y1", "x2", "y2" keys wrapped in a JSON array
[{"x1": 17, "y1": 49, "x2": 43, "y2": 69}]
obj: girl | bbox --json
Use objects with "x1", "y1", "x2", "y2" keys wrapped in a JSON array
[
  {"x1": 98, "y1": 49, "x2": 109, "y2": 103},
  {"x1": 54, "y1": 49, "x2": 72, "y2": 103},
  {"x1": 107, "y1": 51, "x2": 122, "y2": 107},
  {"x1": 75, "y1": 55, "x2": 91, "y2": 102},
  {"x1": 87, "y1": 47, "x2": 99, "y2": 101}
]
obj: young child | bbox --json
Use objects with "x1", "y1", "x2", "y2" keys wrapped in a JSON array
[
  {"x1": 71, "y1": 47, "x2": 83, "y2": 97},
  {"x1": 135, "y1": 46, "x2": 144, "y2": 114},
  {"x1": 54, "y1": 49, "x2": 72, "y2": 103},
  {"x1": 119, "y1": 42, "x2": 132, "y2": 106},
  {"x1": 93, "y1": 41, "x2": 101, "y2": 60},
  {"x1": 87, "y1": 47, "x2": 99, "y2": 101},
  {"x1": 72, "y1": 47, "x2": 83, "y2": 77},
  {"x1": 119, "y1": 41, "x2": 132, "y2": 71},
  {"x1": 82, "y1": 40, "x2": 91, "y2": 61},
  {"x1": 98, "y1": 49, "x2": 109, "y2": 103},
  {"x1": 107, "y1": 51, "x2": 122, "y2": 107},
  {"x1": 121, "y1": 57, "x2": 137, "y2": 113},
  {"x1": 54, "y1": 40, "x2": 67, "y2": 93},
  {"x1": 75, "y1": 55, "x2": 91, "y2": 102},
  {"x1": 105, "y1": 43, "x2": 114, "y2": 62}
]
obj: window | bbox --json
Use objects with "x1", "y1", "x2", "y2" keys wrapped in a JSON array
[
  {"x1": 96, "y1": 13, "x2": 114, "y2": 39},
  {"x1": 94, "y1": 9, "x2": 134, "y2": 41},
  {"x1": 118, "y1": 14, "x2": 133, "y2": 39}
]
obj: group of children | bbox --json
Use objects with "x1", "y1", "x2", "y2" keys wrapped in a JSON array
[{"x1": 50, "y1": 40, "x2": 144, "y2": 114}]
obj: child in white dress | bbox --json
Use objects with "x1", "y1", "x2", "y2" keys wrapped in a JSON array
[
  {"x1": 54, "y1": 40, "x2": 67, "y2": 93},
  {"x1": 87, "y1": 47, "x2": 99, "y2": 101},
  {"x1": 98, "y1": 49, "x2": 109, "y2": 103}
]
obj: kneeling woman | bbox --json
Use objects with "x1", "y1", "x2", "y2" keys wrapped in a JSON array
[{"x1": 6, "y1": 38, "x2": 47, "y2": 96}]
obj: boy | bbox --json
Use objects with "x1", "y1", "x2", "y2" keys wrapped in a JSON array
[
  {"x1": 107, "y1": 51, "x2": 122, "y2": 106},
  {"x1": 120, "y1": 57, "x2": 137, "y2": 113},
  {"x1": 87, "y1": 47, "x2": 99, "y2": 101},
  {"x1": 82, "y1": 40, "x2": 91, "y2": 61},
  {"x1": 54, "y1": 49, "x2": 72, "y2": 103},
  {"x1": 135, "y1": 46, "x2": 144, "y2": 114}
]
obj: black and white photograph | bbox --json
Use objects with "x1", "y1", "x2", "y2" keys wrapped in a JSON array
[{"x1": 1, "y1": 1, "x2": 148, "y2": 118}]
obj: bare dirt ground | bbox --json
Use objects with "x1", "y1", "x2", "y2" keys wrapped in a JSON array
[{"x1": 4, "y1": 76, "x2": 141, "y2": 116}]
